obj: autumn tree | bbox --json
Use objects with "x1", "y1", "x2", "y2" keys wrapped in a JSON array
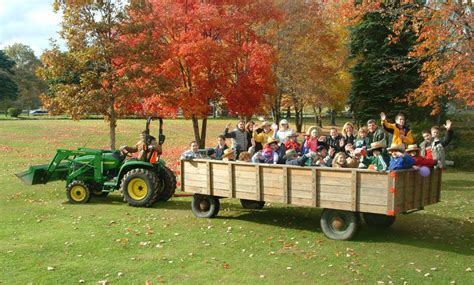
[
  {"x1": 348, "y1": 1, "x2": 431, "y2": 124},
  {"x1": 4, "y1": 43, "x2": 47, "y2": 111},
  {"x1": 38, "y1": 0, "x2": 140, "y2": 149},
  {"x1": 0, "y1": 50, "x2": 18, "y2": 114},
  {"x1": 267, "y1": 0, "x2": 351, "y2": 130},
  {"x1": 124, "y1": 0, "x2": 279, "y2": 147}
]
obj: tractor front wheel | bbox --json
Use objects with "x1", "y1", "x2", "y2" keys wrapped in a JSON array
[
  {"x1": 121, "y1": 168, "x2": 158, "y2": 207},
  {"x1": 191, "y1": 194, "x2": 220, "y2": 218},
  {"x1": 66, "y1": 181, "x2": 91, "y2": 204}
]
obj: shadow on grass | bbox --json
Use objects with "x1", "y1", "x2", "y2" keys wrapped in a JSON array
[
  {"x1": 217, "y1": 202, "x2": 473, "y2": 256},
  {"x1": 74, "y1": 195, "x2": 473, "y2": 256}
]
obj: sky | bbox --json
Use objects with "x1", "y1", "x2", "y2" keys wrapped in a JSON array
[{"x1": 0, "y1": 1, "x2": 63, "y2": 56}]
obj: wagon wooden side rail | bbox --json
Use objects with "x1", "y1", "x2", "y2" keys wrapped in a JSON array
[{"x1": 180, "y1": 159, "x2": 442, "y2": 240}]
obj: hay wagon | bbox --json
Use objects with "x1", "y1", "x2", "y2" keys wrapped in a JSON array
[{"x1": 179, "y1": 159, "x2": 442, "y2": 240}]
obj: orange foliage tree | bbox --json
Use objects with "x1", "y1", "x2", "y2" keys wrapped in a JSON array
[
  {"x1": 339, "y1": 0, "x2": 473, "y2": 116},
  {"x1": 122, "y1": 0, "x2": 279, "y2": 147}
]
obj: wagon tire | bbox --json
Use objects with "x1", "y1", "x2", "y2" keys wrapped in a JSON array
[
  {"x1": 191, "y1": 194, "x2": 220, "y2": 218},
  {"x1": 363, "y1": 213, "x2": 396, "y2": 228},
  {"x1": 66, "y1": 181, "x2": 91, "y2": 204},
  {"x1": 240, "y1": 199, "x2": 265, "y2": 209},
  {"x1": 320, "y1": 209, "x2": 359, "y2": 241},
  {"x1": 120, "y1": 168, "x2": 158, "y2": 207}
]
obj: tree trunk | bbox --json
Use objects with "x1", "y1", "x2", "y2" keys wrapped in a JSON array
[
  {"x1": 330, "y1": 109, "x2": 336, "y2": 126},
  {"x1": 191, "y1": 115, "x2": 202, "y2": 147},
  {"x1": 109, "y1": 105, "x2": 117, "y2": 150},
  {"x1": 318, "y1": 105, "x2": 323, "y2": 128},
  {"x1": 200, "y1": 117, "x2": 207, "y2": 148},
  {"x1": 271, "y1": 107, "x2": 281, "y2": 125},
  {"x1": 286, "y1": 107, "x2": 291, "y2": 119},
  {"x1": 312, "y1": 106, "x2": 319, "y2": 126},
  {"x1": 294, "y1": 106, "x2": 303, "y2": 133}
]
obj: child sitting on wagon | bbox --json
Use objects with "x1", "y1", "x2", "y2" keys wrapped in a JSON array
[
  {"x1": 354, "y1": 126, "x2": 370, "y2": 149},
  {"x1": 301, "y1": 126, "x2": 319, "y2": 154},
  {"x1": 405, "y1": 144, "x2": 436, "y2": 167},
  {"x1": 387, "y1": 144, "x2": 415, "y2": 170},
  {"x1": 283, "y1": 130, "x2": 301, "y2": 152},
  {"x1": 332, "y1": 152, "x2": 349, "y2": 168},
  {"x1": 363, "y1": 140, "x2": 390, "y2": 171}
]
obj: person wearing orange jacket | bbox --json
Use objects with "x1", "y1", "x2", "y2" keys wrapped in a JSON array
[{"x1": 380, "y1": 112, "x2": 414, "y2": 147}]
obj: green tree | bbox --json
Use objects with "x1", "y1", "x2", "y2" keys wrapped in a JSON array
[
  {"x1": 0, "y1": 50, "x2": 19, "y2": 114},
  {"x1": 4, "y1": 43, "x2": 47, "y2": 111},
  {"x1": 349, "y1": 2, "x2": 428, "y2": 125},
  {"x1": 38, "y1": 0, "x2": 135, "y2": 149}
]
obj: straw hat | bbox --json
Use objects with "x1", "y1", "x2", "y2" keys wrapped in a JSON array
[
  {"x1": 406, "y1": 144, "x2": 420, "y2": 152},
  {"x1": 279, "y1": 119, "x2": 288, "y2": 126},
  {"x1": 261, "y1": 121, "x2": 271, "y2": 127},
  {"x1": 222, "y1": 148, "x2": 235, "y2": 158},
  {"x1": 267, "y1": 137, "x2": 279, "y2": 145},
  {"x1": 368, "y1": 140, "x2": 387, "y2": 151},
  {"x1": 306, "y1": 126, "x2": 319, "y2": 136},
  {"x1": 283, "y1": 149, "x2": 298, "y2": 159},
  {"x1": 387, "y1": 144, "x2": 405, "y2": 152}
]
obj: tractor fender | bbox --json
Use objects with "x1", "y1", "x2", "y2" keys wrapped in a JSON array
[{"x1": 117, "y1": 160, "x2": 155, "y2": 185}]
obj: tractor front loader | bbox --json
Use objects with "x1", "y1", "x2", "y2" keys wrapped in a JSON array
[{"x1": 16, "y1": 117, "x2": 176, "y2": 207}]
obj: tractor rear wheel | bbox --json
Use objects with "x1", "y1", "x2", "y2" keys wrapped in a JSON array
[
  {"x1": 66, "y1": 181, "x2": 91, "y2": 204},
  {"x1": 155, "y1": 166, "x2": 177, "y2": 202},
  {"x1": 120, "y1": 168, "x2": 158, "y2": 207}
]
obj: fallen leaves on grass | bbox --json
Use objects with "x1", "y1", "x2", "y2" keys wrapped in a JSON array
[{"x1": 223, "y1": 262, "x2": 231, "y2": 269}]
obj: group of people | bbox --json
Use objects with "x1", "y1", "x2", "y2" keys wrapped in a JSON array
[{"x1": 180, "y1": 112, "x2": 453, "y2": 173}]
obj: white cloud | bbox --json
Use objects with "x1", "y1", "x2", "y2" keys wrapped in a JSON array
[{"x1": 0, "y1": 0, "x2": 63, "y2": 56}]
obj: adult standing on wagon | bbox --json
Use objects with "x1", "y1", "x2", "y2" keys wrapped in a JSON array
[
  {"x1": 224, "y1": 120, "x2": 248, "y2": 158},
  {"x1": 380, "y1": 112, "x2": 414, "y2": 147},
  {"x1": 366, "y1": 119, "x2": 387, "y2": 156}
]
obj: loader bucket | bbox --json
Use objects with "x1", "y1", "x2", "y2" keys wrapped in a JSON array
[{"x1": 16, "y1": 163, "x2": 69, "y2": 185}]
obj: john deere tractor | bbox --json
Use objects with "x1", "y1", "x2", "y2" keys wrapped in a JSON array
[{"x1": 16, "y1": 117, "x2": 176, "y2": 207}]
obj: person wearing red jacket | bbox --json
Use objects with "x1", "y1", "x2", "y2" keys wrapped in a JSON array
[{"x1": 406, "y1": 144, "x2": 436, "y2": 167}]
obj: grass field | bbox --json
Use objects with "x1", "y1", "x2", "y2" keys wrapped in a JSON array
[{"x1": 0, "y1": 118, "x2": 473, "y2": 284}]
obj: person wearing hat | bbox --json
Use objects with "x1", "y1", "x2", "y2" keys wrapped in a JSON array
[
  {"x1": 362, "y1": 140, "x2": 390, "y2": 171},
  {"x1": 222, "y1": 148, "x2": 236, "y2": 161},
  {"x1": 284, "y1": 149, "x2": 314, "y2": 166},
  {"x1": 283, "y1": 130, "x2": 301, "y2": 152},
  {"x1": 274, "y1": 119, "x2": 294, "y2": 145},
  {"x1": 252, "y1": 137, "x2": 280, "y2": 164},
  {"x1": 301, "y1": 126, "x2": 319, "y2": 155},
  {"x1": 387, "y1": 144, "x2": 415, "y2": 171},
  {"x1": 312, "y1": 144, "x2": 332, "y2": 167},
  {"x1": 406, "y1": 144, "x2": 436, "y2": 167},
  {"x1": 252, "y1": 121, "x2": 274, "y2": 152}
]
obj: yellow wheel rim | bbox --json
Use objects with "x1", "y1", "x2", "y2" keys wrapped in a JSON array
[
  {"x1": 127, "y1": 178, "x2": 148, "y2": 200},
  {"x1": 70, "y1": 185, "x2": 87, "y2": 202}
]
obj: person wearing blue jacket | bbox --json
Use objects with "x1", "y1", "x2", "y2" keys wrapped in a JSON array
[{"x1": 387, "y1": 144, "x2": 415, "y2": 170}]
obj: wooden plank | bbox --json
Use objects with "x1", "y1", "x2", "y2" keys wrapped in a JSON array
[
  {"x1": 358, "y1": 204, "x2": 387, "y2": 215},
  {"x1": 256, "y1": 165, "x2": 261, "y2": 201},
  {"x1": 234, "y1": 177, "x2": 259, "y2": 187},
  {"x1": 289, "y1": 175, "x2": 315, "y2": 184},
  {"x1": 229, "y1": 163, "x2": 235, "y2": 198},
  {"x1": 185, "y1": 179, "x2": 208, "y2": 188},
  {"x1": 214, "y1": 189, "x2": 231, "y2": 198},
  {"x1": 319, "y1": 184, "x2": 352, "y2": 194},
  {"x1": 437, "y1": 169, "x2": 442, "y2": 202},
  {"x1": 312, "y1": 168, "x2": 318, "y2": 207},
  {"x1": 351, "y1": 171, "x2": 358, "y2": 211},
  {"x1": 185, "y1": 185, "x2": 206, "y2": 193},
  {"x1": 289, "y1": 189, "x2": 313, "y2": 199},
  {"x1": 235, "y1": 191, "x2": 257, "y2": 200},
  {"x1": 318, "y1": 176, "x2": 352, "y2": 187},
  {"x1": 319, "y1": 200, "x2": 352, "y2": 211},
  {"x1": 180, "y1": 160, "x2": 185, "y2": 192},
  {"x1": 290, "y1": 197, "x2": 314, "y2": 207},
  {"x1": 358, "y1": 187, "x2": 389, "y2": 198},
  {"x1": 319, "y1": 192, "x2": 352, "y2": 202},
  {"x1": 288, "y1": 168, "x2": 312, "y2": 176},
  {"x1": 283, "y1": 167, "x2": 289, "y2": 204},
  {"x1": 206, "y1": 161, "x2": 212, "y2": 195},
  {"x1": 260, "y1": 167, "x2": 285, "y2": 175},
  {"x1": 235, "y1": 185, "x2": 258, "y2": 193},
  {"x1": 261, "y1": 193, "x2": 284, "y2": 203},
  {"x1": 289, "y1": 182, "x2": 314, "y2": 191}
]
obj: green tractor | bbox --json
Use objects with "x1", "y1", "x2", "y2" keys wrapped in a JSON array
[{"x1": 16, "y1": 117, "x2": 176, "y2": 207}]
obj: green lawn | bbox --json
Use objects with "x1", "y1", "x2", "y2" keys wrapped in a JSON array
[{"x1": 0, "y1": 119, "x2": 472, "y2": 284}]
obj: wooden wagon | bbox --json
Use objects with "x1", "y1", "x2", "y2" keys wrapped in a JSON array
[{"x1": 180, "y1": 159, "x2": 442, "y2": 240}]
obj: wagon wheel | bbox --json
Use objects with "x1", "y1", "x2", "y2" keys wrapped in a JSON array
[
  {"x1": 66, "y1": 181, "x2": 91, "y2": 204},
  {"x1": 363, "y1": 213, "x2": 396, "y2": 228},
  {"x1": 240, "y1": 199, "x2": 265, "y2": 209},
  {"x1": 191, "y1": 194, "x2": 220, "y2": 218},
  {"x1": 320, "y1": 209, "x2": 359, "y2": 240}
]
